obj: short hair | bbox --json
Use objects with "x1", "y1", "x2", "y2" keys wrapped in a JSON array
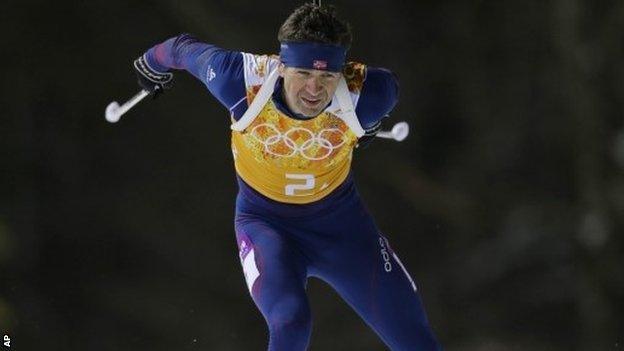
[{"x1": 278, "y1": 3, "x2": 352, "y2": 49}]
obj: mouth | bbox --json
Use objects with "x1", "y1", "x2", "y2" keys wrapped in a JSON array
[{"x1": 300, "y1": 96, "x2": 323, "y2": 109}]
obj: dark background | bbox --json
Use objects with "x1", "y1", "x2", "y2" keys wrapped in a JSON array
[{"x1": 1, "y1": 0, "x2": 623, "y2": 350}]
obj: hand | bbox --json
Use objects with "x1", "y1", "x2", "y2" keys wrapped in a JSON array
[
  {"x1": 357, "y1": 120, "x2": 382, "y2": 148},
  {"x1": 133, "y1": 54, "x2": 173, "y2": 97}
]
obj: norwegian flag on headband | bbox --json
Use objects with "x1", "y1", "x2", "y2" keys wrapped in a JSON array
[{"x1": 313, "y1": 60, "x2": 328, "y2": 70}]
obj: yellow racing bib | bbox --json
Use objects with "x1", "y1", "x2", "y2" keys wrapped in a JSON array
[{"x1": 231, "y1": 53, "x2": 366, "y2": 204}]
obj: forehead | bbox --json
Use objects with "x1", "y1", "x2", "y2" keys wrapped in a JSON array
[{"x1": 283, "y1": 66, "x2": 341, "y2": 76}]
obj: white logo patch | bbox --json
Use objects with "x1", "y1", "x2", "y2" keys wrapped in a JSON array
[
  {"x1": 208, "y1": 66, "x2": 216, "y2": 82},
  {"x1": 240, "y1": 242, "x2": 260, "y2": 293}
]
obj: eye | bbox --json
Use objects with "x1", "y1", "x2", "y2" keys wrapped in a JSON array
[{"x1": 296, "y1": 70, "x2": 311, "y2": 76}]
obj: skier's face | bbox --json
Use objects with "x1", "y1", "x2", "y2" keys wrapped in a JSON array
[{"x1": 279, "y1": 64, "x2": 341, "y2": 117}]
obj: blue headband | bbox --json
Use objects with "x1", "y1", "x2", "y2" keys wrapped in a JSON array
[{"x1": 279, "y1": 41, "x2": 347, "y2": 72}]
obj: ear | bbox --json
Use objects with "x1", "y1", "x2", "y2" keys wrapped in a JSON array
[{"x1": 278, "y1": 63, "x2": 285, "y2": 77}]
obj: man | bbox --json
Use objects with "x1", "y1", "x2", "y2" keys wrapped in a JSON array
[{"x1": 133, "y1": 3, "x2": 442, "y2": 350}]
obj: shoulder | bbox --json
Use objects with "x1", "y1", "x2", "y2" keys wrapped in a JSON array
[
  {"x1": 200, "y1": 50, "x2": 248, "y2": 115},
  {"x1": 241, "y1": 53, "x2": 280, "y2": 87},
  {"x1": 354, "y1": 65, "x2": 399, "y2": 129},
  {"x1": 205, "y1": 49, "x2": 244, "y2": 72},
  {"x1": 343, "y1": 62, "x2": 368, "y2": 92}
]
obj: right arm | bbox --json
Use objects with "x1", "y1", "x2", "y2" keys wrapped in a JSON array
[{"x1": 138, "y1": 34, "x2": 248, "y2": 118}]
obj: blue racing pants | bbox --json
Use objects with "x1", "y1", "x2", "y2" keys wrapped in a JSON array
[{"x1": 234, "y1": 180, "x2": 442, "y2": 351}]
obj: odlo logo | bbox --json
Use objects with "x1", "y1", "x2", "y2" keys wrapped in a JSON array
[{"x1": 378, "y1": 236, "x2": 392, "y2": 272}]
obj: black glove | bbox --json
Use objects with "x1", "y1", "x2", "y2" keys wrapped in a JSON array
[
  {"x1": 133, "y1": 54, "x2": 173, "y2": 97},
  {"x1": 356, "y1": 120, "x2": 383, "y2": 149}
]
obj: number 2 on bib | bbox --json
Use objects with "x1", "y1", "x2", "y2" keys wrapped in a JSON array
[{"x1": 285, "y1": 174, "x2": 315, "y2": 196}]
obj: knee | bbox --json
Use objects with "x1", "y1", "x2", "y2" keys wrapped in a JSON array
[
  {"x1": 264, "y1": 297, "x2": 312, "y2": 351},
  {"x1": 265, "y1": 295, "x2": 311, "y2": 331}
]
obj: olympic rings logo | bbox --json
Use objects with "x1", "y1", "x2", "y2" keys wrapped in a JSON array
[{"x1": 249, "y1": 123, "x2": 347, "y2": 160}]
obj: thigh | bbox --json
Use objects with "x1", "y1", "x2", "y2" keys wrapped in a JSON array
[
  {"x1": 234, "y1": 214, "x2": 309, "y2": 317},
  {"x1": 314, "y1": 212, "x2": 441, "y2": 350}
]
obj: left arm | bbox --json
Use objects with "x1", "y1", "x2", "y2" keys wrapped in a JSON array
[{"x1": 355, "y1": 67, "x2": 400, "y2": 146}]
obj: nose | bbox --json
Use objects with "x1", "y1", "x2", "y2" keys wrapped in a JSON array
[{"x1": 304, "y1": 76, "x2": 323, "y2": 96}]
